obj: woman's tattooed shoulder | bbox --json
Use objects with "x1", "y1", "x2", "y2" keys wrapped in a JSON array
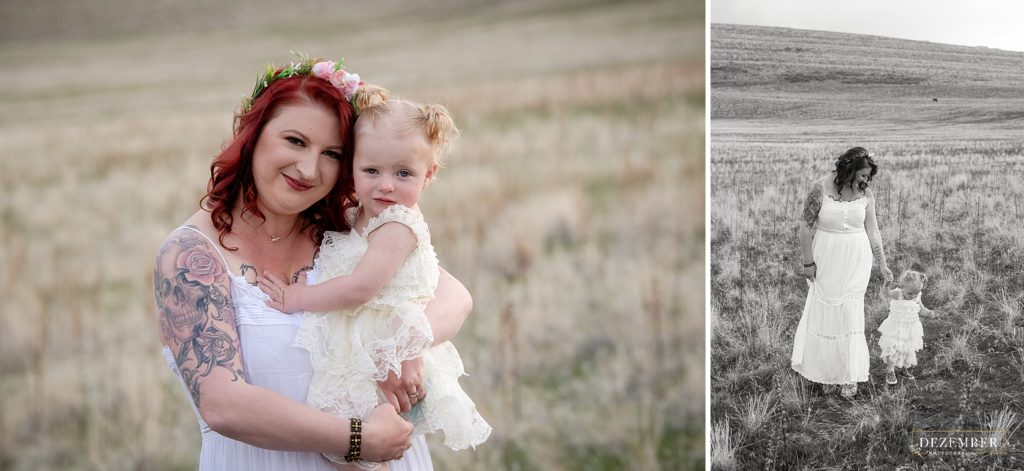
[
  {"x1": 153, "y1": 226, "x2": 245, "y2": 406},
  {"x1": 801, "y1": 181, "x2": 824, "y2": 228}
]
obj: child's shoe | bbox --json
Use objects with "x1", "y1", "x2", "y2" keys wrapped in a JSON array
[
  {"x1": 840, "y1": 383, "x2": 857, "y2": 398},
  {"x1": 885, "y1": 369, "x2": 897, "y2": 385}
]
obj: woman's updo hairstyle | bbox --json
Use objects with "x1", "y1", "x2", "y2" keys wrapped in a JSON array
[
  {"x1": 834, "y1": 147, "x2": 878, "y2": 196},
  {"x1": 354, "y1": 84, "x2": 460, "y2": 169}
]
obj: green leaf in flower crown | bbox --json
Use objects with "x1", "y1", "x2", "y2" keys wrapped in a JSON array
[{"x1": 291, "y1": 49, "x2": 311, "y2": 63}]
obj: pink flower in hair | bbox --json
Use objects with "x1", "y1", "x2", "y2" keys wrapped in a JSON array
[
  {"x1": 310, "y1": 61, "x2": 360, "y2": 100},
  {"x1": 331, "y1": 71, "x2": 361, "y2": 101},
  {"x1": 311, "y1": 61, "x2": 336, "y2": 79}
]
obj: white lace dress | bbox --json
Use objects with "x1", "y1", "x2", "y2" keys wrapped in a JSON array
[
  {"x1": 877, "y1": 290, "x2": 924, "y2": 368},
  {"x1": 791, "y1": 185, "x2": 872, "y2": 385},
  {"x1": 293, "y1": 205, "x2": 491, "y2": 468},
  {"x1": 162, "y1": 226, "x2": 433, "y2": 471}
]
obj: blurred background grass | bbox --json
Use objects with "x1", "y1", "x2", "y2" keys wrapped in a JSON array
[{"x1": 0, "y1": 1, "x2": 705, "y2": 469}]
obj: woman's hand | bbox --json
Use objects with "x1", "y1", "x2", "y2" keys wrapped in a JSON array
[
  {"x1": 802, "y1": 264, "x2": 816, "y2": 281},
  {"x1": 881, "y1": 266, "x2": 894, "y2": 283},
  {"x1": 360, "y1": 404, "x2": 413, "y2": 462},
  {"x1": 259, "y1": 271, "x2": 308, "y2": 313},
  {"x1": 377, "y1": 357, "x2": 425, "y2": 413}
]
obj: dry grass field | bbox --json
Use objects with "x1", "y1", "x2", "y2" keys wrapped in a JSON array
[
  {"x1": 710, "y1": 24, "x2": 1024, "y2": 470},
  {"x1": 0, "y1": 1, "x2": 705, "y2": 469}
]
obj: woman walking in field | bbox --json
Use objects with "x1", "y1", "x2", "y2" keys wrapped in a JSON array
[{"x1": 791, "y1": 147, "x2": 894, "y2": 399}]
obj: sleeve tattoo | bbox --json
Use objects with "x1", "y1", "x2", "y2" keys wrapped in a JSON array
[
  {"x1": 801, "y1": 182, "x2": 823, "y2": 228},
  {"x1": 867, "y1": 194, "x2": 887, "y2": 266},
  {"x1": 154, "y1": 228, "x2": 246, "y2": 406},
  {"x1": 871, "y1": 240, "x2": 886, "y2": 265}
]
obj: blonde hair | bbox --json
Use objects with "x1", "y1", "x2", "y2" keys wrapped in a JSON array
[
  {"x1": 899, "y1": 270, "x2": 928, "y2": 288},
  {"x1": 353, "y1": 84, "x2": 460, "y2": 167}
]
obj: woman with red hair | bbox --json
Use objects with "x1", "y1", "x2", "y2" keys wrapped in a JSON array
[{"x1": 153, "y1": 56, "x2": 472, "y2": 470}]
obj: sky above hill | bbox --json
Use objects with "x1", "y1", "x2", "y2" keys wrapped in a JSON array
[{"x1": 711, "y1": 0, "x2": 1024, "y2": 53}]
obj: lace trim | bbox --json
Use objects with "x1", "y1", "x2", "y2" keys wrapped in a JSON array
[
  {"x1": 824, "y1": 194, "x2": 867, "y2": 204},
  {"x1": 317, "y1": 226, "x2": 440, "y2": 305},
  {"x1": 405, "y1": 342, "x2": 492, "y2": 450},
  {"x1": 806, "y1": 326, "x2": 865, "y2": 341},
  {"x1": 294, "y1": 300, "x2": 435, "y2": 383},
  {"x1": 361, "y1": 205, "x2": 431, "y2": 249},
  {"x1": 816, "y1": 226, "x2": 865, "y2": 234},
  {"x1": 879, "y1": 345, "x2": 918, "y2": 368},
  {"x1": 807, "y1": 280, "x2": 864, "y2": 307},
  {"x1": 822, "y1": 179, "x2": 868, "y2": 204},
  {"x1": 317, "y1": 230, "x2": 364, "y2": 279}
]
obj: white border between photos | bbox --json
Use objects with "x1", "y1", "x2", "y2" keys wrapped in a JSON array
[{"x1": 703, "y1": 0, "x2": 711, "y2": 468}]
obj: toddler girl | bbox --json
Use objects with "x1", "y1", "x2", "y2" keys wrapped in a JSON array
[
  {"x1": 260, "y1": 86, "x2": 491, "y2": 469},
  {"x1": 877, "y1": 270, "x2": 935, "y2": 385}
]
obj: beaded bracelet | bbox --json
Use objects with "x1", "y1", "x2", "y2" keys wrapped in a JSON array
[
  {"x1": 321, "y1": 417, "x2": 362, "y2": 465},
  {"x1": 345, "y1": 418, "x2": 362, "y2": 462}
]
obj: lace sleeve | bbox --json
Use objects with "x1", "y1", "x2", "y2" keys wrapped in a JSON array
[
  {"x1": 801, "y1": 180, "x2": 824, "y2": 228},
  {"x1": 363, "y1": 205, "x2": 431, "y2": 248}
]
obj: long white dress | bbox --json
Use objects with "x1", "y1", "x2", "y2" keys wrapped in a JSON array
[
  {"x1": 791, "y1": 184, "x2": 872, "y2": 385},
  {"x1": 162, "y1": 226, "x2": 434, "y2": 471},
  {"x1": 293, "y1": 205, "x2": 491, "y2": 469}
]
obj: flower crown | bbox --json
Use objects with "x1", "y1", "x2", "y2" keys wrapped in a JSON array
[
  {"x1": 837, "y1": 150, "x2": 875, "y2": 166},
  {"x1": 241, "y1": 51, "x2": 362, "y2": 113}
]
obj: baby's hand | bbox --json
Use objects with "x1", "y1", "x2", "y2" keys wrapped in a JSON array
[
  {"x1": 377, "y1": 356, "x2": 425, "y2": 414},
  {"x1": 258, "y1": 271, "x2": 308, "y2": 314}
]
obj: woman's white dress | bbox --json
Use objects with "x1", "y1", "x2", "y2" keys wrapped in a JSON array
[
  {"x1": 162, "y1": 226, "x2": 434, "y2": 470},
  {"x1": 293, "y1": 205, "x2": 491, "y2": 468},
  {"x1": 791, "y1": 185, "x2": 873, "y2": 385},
  {"x1": 877, "y1": 290, "x2": 925, "y2": 368}
]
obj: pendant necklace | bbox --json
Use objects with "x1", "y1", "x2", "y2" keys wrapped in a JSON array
[{"x1": 252, "y1": 218, "x2": 300, "y2": 244}]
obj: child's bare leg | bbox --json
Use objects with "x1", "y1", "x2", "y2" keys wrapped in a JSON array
[{"x1": 885, "y1": 360, "x2": 897, "y2": 384}]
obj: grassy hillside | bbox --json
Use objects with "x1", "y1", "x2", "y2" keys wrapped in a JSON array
[
  {"x1": 711, "y1": 24, "x2": 1024, "y2": 470},
  {"x1": 0, "y1": 2, "x2": 705, "y2": 470},
  {"x1": 712, "y1": 23, "x2": 1024, "y2": 134}
]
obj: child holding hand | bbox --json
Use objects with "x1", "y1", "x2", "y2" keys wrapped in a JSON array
[{"x1": 877, "y1": 270, "x2": 937, "y2": 385}]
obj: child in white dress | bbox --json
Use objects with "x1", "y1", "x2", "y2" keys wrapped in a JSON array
[
  {"x1": 260, "y1": 88, "x2": 491, "y2": 469},
  {"x1": 877, "y1": 270, "x2": 936, "y2": 385}
]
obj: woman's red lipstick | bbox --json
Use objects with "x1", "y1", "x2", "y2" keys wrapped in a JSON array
[{"x1": 283, "y1": 175, "x2": 312, "y2": 191}]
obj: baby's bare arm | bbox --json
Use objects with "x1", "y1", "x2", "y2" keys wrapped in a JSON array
[{"x1": 260, "y1": 222, "x2": 416, "y2": 313}]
